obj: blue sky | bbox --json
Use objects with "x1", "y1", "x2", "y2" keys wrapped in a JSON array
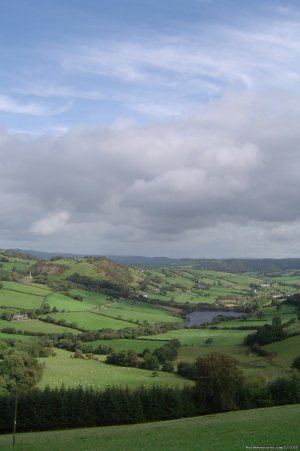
[
  {"x1": 1, "y1": 0, "x2": 300, "y2": 257},
  {"x1": 1, "y1": 0, "x2": 297, "y2": 133}
]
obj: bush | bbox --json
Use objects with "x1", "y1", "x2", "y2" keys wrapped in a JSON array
[{"x1": 292, "y1": 355, "x2": 300, "y2": 371}]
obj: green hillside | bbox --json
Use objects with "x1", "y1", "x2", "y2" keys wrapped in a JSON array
[
  {"x1": 1, "y1": 250, "x2": 300, "y2": 389},
  {"x1": 1, "y1": 404, "x2": 299, "y2": 451}
]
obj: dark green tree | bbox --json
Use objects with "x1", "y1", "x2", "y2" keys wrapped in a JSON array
[
  {"x1": 194, "y1": 352, "x2": 244, "y2": 412},
  {"x1": 292, "y1": 355, "x2": 300, "y2": 371}
]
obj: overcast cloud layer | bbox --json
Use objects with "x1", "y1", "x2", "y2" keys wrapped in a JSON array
[{"x1": 1, "y1": 0, "x2": 300, "y2": 257}]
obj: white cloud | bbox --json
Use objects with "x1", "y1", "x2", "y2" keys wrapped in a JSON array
[
  {"x1": 14, "y1": 84, "x2": 103, "y2": 101},
  {"x1": 62, "y1": 14, "x2": 300, "y2": 96},
  {"x1": 31, "y1": 212, "x2": 70, "y2": 235},
  {"x1": 0, "y1": 94, "x2": 71, "y2": 116}
]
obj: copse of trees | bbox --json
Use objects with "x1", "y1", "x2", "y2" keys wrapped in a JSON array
[
  {"x1": 0, "y1": 344, "x2": 44, "y2": 395},
  {"x1": 244, "y1": 323, "x2": 286, "y2": 347},
  {"x1": 177, "y1": 361, "x2": 197, "y2": 380},
  {"x1": 105, "y1": 340, "x2": 180, "y2": 371},
  {"x1": 67, "y1": 273, "x2": 130, "y2": 298},
  {"x1": 292, "y1": 356, "x2": 300, "y2": 371}
]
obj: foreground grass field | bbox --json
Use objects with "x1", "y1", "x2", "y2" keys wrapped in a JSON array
[{"x1": 1, "y1": 404, "x2": 299, "y2": 450}]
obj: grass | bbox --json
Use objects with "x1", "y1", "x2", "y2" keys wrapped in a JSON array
[
  {"x1": 45, "y1": 293, "x2": 96, "y2": 312},
  {"x1": 0, "y1": 404, "x2": 299, "y2": 450},
  {"x1": 68, "y1": 289, "x2": 109, "y2": 305},
  {"x1": 0, "y1": 332, "x2": 36, "y2": 342},
  {"x1": 0, "y1": 289, "x2": 44, "y2": 310},
  {"x1": 2, "y1": 281, "x2": 51, "y2": 296},
  {"x1": 85, "y1": 338, "x2": 170, "y2": 353},
  {"x1": 141, "y1": 328, "x2": 249, "y2": 347},
  {"x1": 44, "y1": 311, "x2": 134, "y2": 330},
  {"x1": 218, "y1": 304, "x2": 299, "y2": 328},
  {"x1": 38, "y1": 349, "x2": 190, "y2": 390},
  {"x1": 140, "y1": 328, "x2": 283, "y2": 378},
  {"x1": 264, "y1": 335, "x2": 300, "y2": 368},
  {"x1": 0, "y1": 319, "x2": 80, "y2": 335},
  {"x1": 95, "y1": 301, "x2": 182, "y2": 324}
]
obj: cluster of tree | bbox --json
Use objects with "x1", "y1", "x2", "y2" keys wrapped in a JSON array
[
  {"x1": 67, "y1": 273, "x2": 130, "y2": 299},
  {"x1": 285, "y1": 293, "x2": 300, "y2": 306},
  {"x1": 105, "y1": 340, "x2": 180, "y2": 371},
  {"x1": 244, "y1": 322, "x2": 286, "y2": 347},
  {"x1": 292, "y1": 355, "x2": 300, "y2": 371},
  {"x1": 0, "y1": 342, "x2": 44, "y2": 395},
  {"x1": 0, "y1": 385, "x2": 197, "y2": 433}
]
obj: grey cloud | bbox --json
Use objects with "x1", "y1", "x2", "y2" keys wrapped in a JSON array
[{"x1": 1, "y1": 90, "x2": 300, "y2": 255}]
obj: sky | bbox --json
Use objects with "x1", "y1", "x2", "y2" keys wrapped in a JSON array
[{"x1": 1, "y1": 0, "x2": 300, "y2": 257}]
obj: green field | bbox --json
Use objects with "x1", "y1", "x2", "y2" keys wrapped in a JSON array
[
  {"x1": 139, "y1": 327, "x2": 283, "y2": 378},
  {"x1": 1, "y1": 404, "x2": 299, "y2": 450},
  {"x1": 141, "y1": 327, "x2": 248, "y2": 347},
  {"x1": 2, "y1": 281, "x2": 51, "y2": 296},
  {"x1": 264, "y1": 335, "x2": 300, "y2": 368},
  {"x1": 1, "y1": 253, "x2": 300, "y2": 389},
  {"x1": 0, "y1": 332, "x2": 36, "y2": 342},
  {"x1": 85, "y1": 338, "x2": 170, "y2": 353},
  {"x1": 0, "y1": 289, "x2": 44, "y2": 310},
  {"x1": 95, "y1": 301, "x2": 182, "y2": 324},
  {"x1": 43, "y1": 311, "x2": 134, "y2": 330},
  {"x1": 0, "y1": 319, "x2": 80, "y2": 335},
  {"x1": 45, "y1": 292, "x2": 97, "y2": 311},
  {"x1": 69, "y1": 289, "x2": 110, "y2": 305},
  {"x1": 38, "y1": 349, "x2": 190, "y2": 390}
]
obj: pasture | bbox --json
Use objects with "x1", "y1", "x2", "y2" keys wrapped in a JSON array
[
  {"x1": 43, "y1": 311, "x2": 135, "y2": 330},
  {"x1": 264, "y1": 335, "x2": 300, "y2": 368},
  {"x1": 1, "y1": 404, "x2": 299, "y2": 451},
  {"x1": 0, "y1": 318, "x2": 80, "y2": 335},
  {"x1": 85, "y1": 338, "x2": 170, "y2": 353},
  {"x1": 95, "y1": 300, "x2": 182, "y2": 324},
  {"x1": 38, "y1": 349, "x2": 190, "y2": 390},
  {"x1": 45, "y1": 292, "x2": 97, "y2": 312}
]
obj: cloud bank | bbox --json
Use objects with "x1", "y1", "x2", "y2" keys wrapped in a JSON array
[{"x1": 1, "y1": 90, "x2": 300, "y2": 256}]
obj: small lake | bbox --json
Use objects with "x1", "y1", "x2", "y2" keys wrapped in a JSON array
[{"x1": 186, "y1": 310, "x2": 245, "y2": 327}]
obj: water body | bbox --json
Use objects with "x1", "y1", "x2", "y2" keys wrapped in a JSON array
[{"x1": 186, "y1": 310, "x2": 245, "y2": 327}]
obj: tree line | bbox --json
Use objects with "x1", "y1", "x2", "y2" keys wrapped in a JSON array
[{"x1": 1, "y1": 351, "x2": 300, "y2": 433}]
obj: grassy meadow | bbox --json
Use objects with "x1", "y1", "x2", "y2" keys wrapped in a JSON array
[
  {"x1": 1, "y1": 404, "x2": 299, "y2": 451},
  {"x1": 37, "y1": 349, "x2": 190, "y2": 390}
]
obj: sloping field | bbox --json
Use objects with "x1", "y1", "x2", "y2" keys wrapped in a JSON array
[
  {"x1": 0, "y1": 332, "x2": 35, "y2": 341},
  {"x1": 2, "y1": 281, "x2": 51, "y2": 296},
  {"x1": 141, "y1": 328, "x2": 248, "y2": 347},
  {"x1": 38, "y1": 349, "x2": 189, "y2": 390},
  {"x1": 85, "y1": 338, "x2": 170, "y2": 353},
  {"x1": 264, "y1": 334, "x2": 300, "y2": 367},
  {"x1": 0, "y1": 319, "x2": 80, "y2": 335},
  {"x1": 45, "y1": 292, "x2": 97, "y2": 311},
  {"x1": 95, "y1": 301, "x2": 182, "y2": 324},
  {"x1": 0, "y1": 289, "x2": 44, "y2": 310},
  {"x1": 1, "y1": 404, "x2": 299, "y2": 451},
  {"x1": 45, "y1": 311, "x2": 134, "y2": 330},
  {"x1": 69, "y1": 289, "x2": 109, "y2": 305}
]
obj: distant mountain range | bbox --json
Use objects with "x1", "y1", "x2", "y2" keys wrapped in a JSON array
[{"x1": 3, "y1": 248, "x2": 300, "y2": 273}]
